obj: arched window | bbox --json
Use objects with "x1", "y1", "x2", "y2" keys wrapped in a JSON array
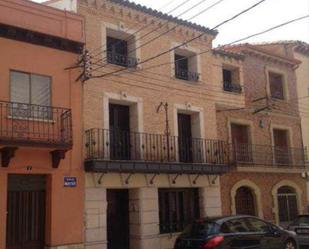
[
  {"x1": 235, "y1": 186, "x2": 256, "y2": 216},
  {"x1": 277, "y1": 186, "x2": 298, "y2": 223}
]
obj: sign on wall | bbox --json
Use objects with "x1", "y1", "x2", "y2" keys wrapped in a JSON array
[{"x1": 64, "y1": 177, "x2": 77, "y2": 187}]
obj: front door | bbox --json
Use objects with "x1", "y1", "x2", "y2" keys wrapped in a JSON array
[
  {"x1": 109, "y1": 104, "x2": 130, "y2": 160},
  {"x1": 107, "y1": 189, "x2": 129, "y2": 249},
  {"x1": 178, "y1": 113, "x2": 192, "y2": 162},
  {"x1": 6, "y1": 175, "x2": 46, "y2": 249}
]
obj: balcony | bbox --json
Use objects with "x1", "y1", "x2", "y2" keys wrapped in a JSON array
[
  {"x1": 84, "y1": 128, "x2": 230, "y2": 174},
  {"x1": 223, "y1": 82, "x2": 242, "y2": 93},
  {"x1": 0, "y1": 101, "x2": 72, "y2": 149},
  {"x1": 107, "y1": 51, "x2": 138, "y2": 68},
  {"x1": 231, "y1": 143, "x2": 308, "y2": 168},
  {"x1": 175, "y1": 68, "x2": 199, "y2": 82}
]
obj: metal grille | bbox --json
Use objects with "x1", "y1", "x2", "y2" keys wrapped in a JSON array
[
  {"x1": 85, "y1": 128, "x2": 229, "y2": 165},
  {"x1": 235, "y1": 187, "x2": 256, "y2": 216},
  {"x1": 278, "y1": 186, "x2": 298, "y2": 223},
  {"x1": 0, "y1": 100, "x2": 72, "y2": 148}
]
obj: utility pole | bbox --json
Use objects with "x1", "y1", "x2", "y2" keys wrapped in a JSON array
[{"x1": 157, "y1": 102, "x2": 170, "y2": 160}]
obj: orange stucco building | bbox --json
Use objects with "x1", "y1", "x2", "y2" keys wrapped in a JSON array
[{"x1": 0, "y1": 0, "x2": 85, "y2": 248}]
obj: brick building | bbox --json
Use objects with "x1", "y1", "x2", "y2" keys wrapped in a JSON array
[
  {"x1": 215, "y1": 43, "x2": 308, "y2": 227},
  {"x1": 42, "y1": 1, "x2": 308, "y2": 249},
  {"x1": 44, "y1": 0, "x2": 244, "y2": 249},
  {"x1": 0, "y1": 0, "x2": 84, "y2": 248}
]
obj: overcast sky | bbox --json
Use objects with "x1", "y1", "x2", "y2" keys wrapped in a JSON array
[{"x1": 33, "y1": 0, "x2": 309, "y2": 46}]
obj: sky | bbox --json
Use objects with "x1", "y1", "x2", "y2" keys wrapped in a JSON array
[{"x1": 33, "y1": 0, "x2": 309, "y2": 46}]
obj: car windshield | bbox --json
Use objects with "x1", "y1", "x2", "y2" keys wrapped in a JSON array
[
  {"x1": 182, "y1": 220, "x2": 219, "y2": 237},
  {"x1": 292, "y1": 216, "x2": 309, "y2": 226}
]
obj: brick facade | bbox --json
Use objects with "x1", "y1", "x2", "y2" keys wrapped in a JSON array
[{"x1": 216, "y1": 44, "x2": 308, "y2": 225}]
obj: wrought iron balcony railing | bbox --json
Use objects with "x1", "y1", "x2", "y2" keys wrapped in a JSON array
[
  {"x1": 107, "y1": 51, "x2": 138, "y2": 68},
  {"x1": 223, "y1": 82, "x2": 242, "y2": 93},
  {"x1": 231, "y1": 143, "x2": 308, "y2": 167},
  {"x1": 0, "y1": 101, "x2": 72, "y2": 148},
  {"x1": 175, "y1": 68, "x2": 200, "y2": 82},
  {"x1": 85, "y1": 128, "x2": 229, "y2": 165}
]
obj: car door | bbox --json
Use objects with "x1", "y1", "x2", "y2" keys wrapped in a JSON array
[
  {"x1": 246, "y1": 218, "x2": 283, "y2": 249},
  {"x1": 221, "y1": 218, "x2": 261, "y2": 249}
]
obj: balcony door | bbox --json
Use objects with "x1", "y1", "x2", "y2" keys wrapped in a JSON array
[
  {"x1": 175, "y1": 54, "x2": 189, "y2": 80},
  {"x1": 178, "y1": 113, "x2": 193, "y2": 162},
  {"x1": 273, "y1": 129, "x2": 290, "y2": 165},
  {"x1": 231, "y1": 123, "x2": 252, "y2": 162},
  {"x1": 6, "y1": 175, "x2": 46, "y2": 249},
  {"x1": 109, "y1": 103, "x2": 130, "y2": 160}
]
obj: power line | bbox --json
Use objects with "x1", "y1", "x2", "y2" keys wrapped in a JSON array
[
  {"x1": 88, "y1": 0, "x2": 191, "y2": 57},
  {"x1": 92, "y1": 0, "x2": 266, "y2": 78},
  {"x1": 94, "y1": 0, "x2": 225, "y2": 67},
  {"x1": 91, "y1": 14, "x2": 309, "y2": 79},
  {"x1": 91, "y1": 0, "x2": 223, "y2": 69}
]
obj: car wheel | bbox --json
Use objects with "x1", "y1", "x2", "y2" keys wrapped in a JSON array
[{"x1": 285, "y1": 240, "x2": 296, "y2": 249}]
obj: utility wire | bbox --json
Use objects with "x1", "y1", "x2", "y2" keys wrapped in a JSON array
[
  {"x1": 92, "y1": 0, "x2": 221, "y2": 67},
  {"x1": 94, "y1": 0, "x2": 226, "y2": 70},
  {"x1": 89, "y1": 0, "x2": 193, "y2": 58},
  {"x1": 92, "y1": 0, "x2": 267, "y2": 78},
  {"x1": 92, "y1": 14, "x2": 309, "y2": 79}
]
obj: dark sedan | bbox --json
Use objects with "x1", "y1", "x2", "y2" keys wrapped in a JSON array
[
  {"x1": 174, "y1": 215, "x2": 298, "y2": 249},
  {"x1": 287, "y1": 214, "x2": 309, "y2": 248}
]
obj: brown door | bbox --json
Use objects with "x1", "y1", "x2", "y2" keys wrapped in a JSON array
[
  {"x1": 231, "y1": 124, "x2": 252, "y2": 162},
  {"x1": 273, "y1": 129, "x2": 290, "y2": 164},
  {"x1": 107, "y1": 189, "x2": 129, "y2": 249},
  {"x1": 178, "y1": 113, "x2": 193, "y2": 162},
  {"x1": 109, "y1": 104, "x2": 130, "y2": 160},
  {"x1": 6, "y1": 175, "x2": 46, "y2": 249}
]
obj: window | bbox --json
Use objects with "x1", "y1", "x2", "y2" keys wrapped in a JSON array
[
  {"x1": 235, "y1": 187, "x2": 256, "y2": 216},
  {"x1": 106, "y1": 29, "x2": 137, "y2": 67},
  {"x1": 10, "y1": 71, "x2": 51, "y2": 119},
  {"x1": 174, "y1": 49, "x2": 199, "y2": 82},
  {"x1": 159, "y1": 188, "x2": 199, "y2": 234},
  {"x1": 277, "y1": 186, "x2": 298, "y2": 223},
  {"x1": 269, "y1": 72, "x2": 285, "y2": 100},
  {"x1": 222, "y1": 67, "x2": 241, "y2": 93},
  {"x1": 221, "y1": 218, "x2": 250, "y2": 233},
  {"x1": 246, "y1": 218, "x2": 271, "y2": 233}
]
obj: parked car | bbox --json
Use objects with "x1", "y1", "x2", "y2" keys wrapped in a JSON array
[
  {"x1": 174, "y1": 215, "x2": 298, "y2": 249},
  {"x1": 287, "y1": 214, "x2": 309, "y2": 248}
]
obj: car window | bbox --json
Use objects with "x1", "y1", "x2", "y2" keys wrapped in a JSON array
[
  {"x1": 293, "y1": 216, "x2": 309, "y2": 225},
  {"x1": 221, "y1": 218, "x2": 250, "y2": 233},
  {"x1": 182, "y1": 221, "x2": 219, "y2": 236},
  {"x1": 246, "y1": 218, "x2": 271, "y2": 233}
]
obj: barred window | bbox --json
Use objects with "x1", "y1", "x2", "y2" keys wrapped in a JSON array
[
  {"x1": 278, "y1": 186, "x2": 298, "y2": 223},
  {"x1": 235, "y1": 186, "x2": 256, "y2": 216},
  {"x1": 159, "y1": 188, "x2": 200, "y2": 234}
]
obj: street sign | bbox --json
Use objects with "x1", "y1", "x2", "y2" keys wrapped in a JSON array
[{"x1": 64, "y1": 177, "x2": 77, "y2": 187}]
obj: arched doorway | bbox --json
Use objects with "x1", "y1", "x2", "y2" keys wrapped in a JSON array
[
  {"x1": 277, "y1": 186, "x2": 298, "y2": 223},
  {"x1": 235, "y1": 186, "x2": 256, "y2": 216}
]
